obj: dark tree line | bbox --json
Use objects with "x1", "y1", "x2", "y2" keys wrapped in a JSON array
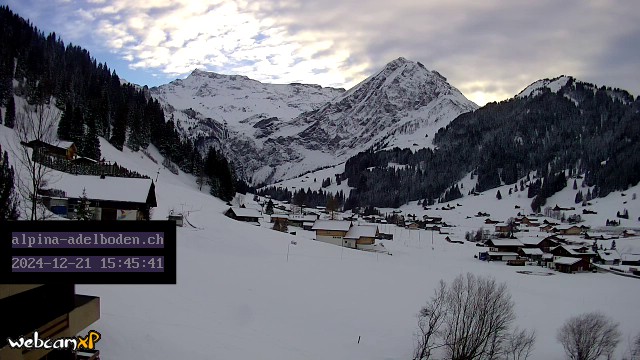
[
  {"x1": 342, "y1": 77, "x2": 639, "y2": 208},
  {"x1": 0, "y1": 144, "x2": 20, "y2": 220},
  {"x1": 203, "y1": 147, "x2": 235, "y2": 201},
  {"x1": 0, "y1": 6, "x2": 239, "y2": 201},
  {"x1": 257, "y1": 186, "x2": 346, "y2": 209}
]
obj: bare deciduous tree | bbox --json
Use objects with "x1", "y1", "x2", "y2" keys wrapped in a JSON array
[
  {"x1": 557, "y1": 312, "x2": 620, "y2": 360},
  {"x1": 10, "y1": 102, "x2": 60, "y2": 220},
  {"x1": 504, "y1": 329, "x2": 536, "y2": 360},
  {"x1": 414, "y1": 273, "x2": 535, "y2": 360}
]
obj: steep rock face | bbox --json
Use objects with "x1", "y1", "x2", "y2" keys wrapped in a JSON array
[
  {"x1": 151, "y1": 58, "x2": 478, "y2": 184},
  {"x1": 287, "y1": 57, "x2": 478, "y2": 156}
]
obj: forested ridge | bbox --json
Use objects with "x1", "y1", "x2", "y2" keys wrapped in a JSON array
[
  {"x1": 342, "y1": 78, "x2": 640, "y2": 209},
  {"x1": 0, "y1": 6, "x2": 239, "y2": 200}
]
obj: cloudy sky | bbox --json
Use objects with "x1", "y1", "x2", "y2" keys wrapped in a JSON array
[{"x1": 5, "y1": 0, "x2": 639, "y2": 105}]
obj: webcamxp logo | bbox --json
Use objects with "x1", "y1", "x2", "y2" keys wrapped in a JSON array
[{"x1": 7, "y1": 330, "x2": 101, "y2": 351}]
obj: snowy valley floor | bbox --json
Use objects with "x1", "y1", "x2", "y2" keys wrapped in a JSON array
[{"x1": 79, "y1": 176, "x2": 640, "y2": 360}]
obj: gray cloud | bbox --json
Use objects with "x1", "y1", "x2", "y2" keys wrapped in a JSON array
[
  {"x1": 4, "y1": 0, "x2": 640, "y2": 104},
  {"x1": 246, "y1": 0, "x2": 640, "y2": 103}
]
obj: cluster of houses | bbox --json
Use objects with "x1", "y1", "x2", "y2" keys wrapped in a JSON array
[
  {"x1": 479, "y1": 228, "x2": 640, "y2": 274},
  {"x1": 225, "y1": 206, "x2": 387, "y2": 251},
  {"x1": 479, "y1": 235, "x2": 601, "y2": 273},
  {"x1": 486, "y1": 216, "x2": 589, "y2": 237}
]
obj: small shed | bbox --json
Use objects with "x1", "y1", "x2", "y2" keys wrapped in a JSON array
[
  {"x1": 225, "y1": 207, "x2": 262, "y2": 223},
  {"x1": 554, "y1": 257, "x2": 590, "y2": 273},
  {"x1": 167, "y1": 214, "x2": 184, "y2": 227}
]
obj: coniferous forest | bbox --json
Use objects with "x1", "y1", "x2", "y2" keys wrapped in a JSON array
[
  {"x1": 343, "y1": 80, "x2": 640, "y2": 209},
  {"x1": 0, "y1": 6, "x2": 237, "y2": 200}
]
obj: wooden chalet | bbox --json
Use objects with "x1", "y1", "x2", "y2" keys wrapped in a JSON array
[
  {"x1": 343, "y1": 225, "x2": 379, "y2": 250},
  {"x1": 553, "y1": 225, "x2": 582, "y2": 236},
  {"x1": 22, "y1": 140, "x2": 77, "y2": 160},
  {"x1": 312, "y1": 220, "x2": 353, "y2": 247},
  {"x1": 551, "y1": 245, "x2": 596, "y2": 263},
  {"x1": 553, "y1": 257, "x2": 590, "y2": 273},
  {"x1": 423, "y1": 215, "x2": 443, "y2": 224},
  {"x1": 596, "y1": 250, "x2": 620, "y2": 265},
  {"x1": 520, "y1": 236, "x2": 560, "y2": 252},
  {"x1": 518, "y1": 247, "x2": 543, "y2": 261},
  {"x1": 539, "y1": 224, "x2": 555, "y2": 233},
  {"x1": 622, "y1": 229, "x2": 637, "y2": 238},
  {"x1": 485, "y1": 218, "x2": 500, "y2": 225},
  {"x1": 494, "y1": 223, "x2": 512, "y2": 234},
  {"x1": 270, "y1": 214, "x2": 289, "y2": 223},
  {"x1": 406, "y1": 222, "x2": 420, "y2": 230},
  {"x1": 621, "y1": 254, "x2": 640, "y2": 266},
  {"x1": 41, "y1": 175, "x2": 157, "y2": 220},
  {"x1": 485, "y1": 239, "x2": 523, "y2": 253},
  {"x1": 288, "y1": 213, "x2": 319, "y2": 227},
  {"x1": 553, "y1": 204, "x2": 575, "y2": 211},
  {"x1": 225, "y1": 207, "x2": 262, "y2": 223}
]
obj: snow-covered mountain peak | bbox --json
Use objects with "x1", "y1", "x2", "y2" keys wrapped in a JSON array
[
  {"x1": 515, "y1": 75, "x2": 636, "y2": 106},
  {"x1": 151, "y1": 58, "x2": 478, "y2": 184},
  {"x1": 516, "y1": 75, "x2": 573, "y2": 98}
]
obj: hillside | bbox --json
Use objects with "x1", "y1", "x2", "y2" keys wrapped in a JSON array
[{"x1": 341, "y1": 76, "x2": 640, "y2": 208}]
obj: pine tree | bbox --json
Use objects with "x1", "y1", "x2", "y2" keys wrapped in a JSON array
[
  {"x1": 496, "y1": 190, "x2": 502, "y2": 200},
  {"x1": 574, "y1": 191, "x2": 583, "y2": 204},
  {"x1": 0, "y1": 146, "x2": 20, "y2": 220},
  {"x1": 4, "y1": 95, "x2": 15, "y2": 128},
  {"x1": 57, "y1": 101, "x2": 73, "y2": 140},
  {"x1": 611, "y1": 240, "x2": 616, "y2": 250},
  {"x1": 573, "y1": 179, "x2": 578, "y2": 190},
  {"x1": 75, "y1": 188, "x2": 93, "y2": 220},
  {"x1": 265, "y1": 199, "x2": 274, "y2": 215}
]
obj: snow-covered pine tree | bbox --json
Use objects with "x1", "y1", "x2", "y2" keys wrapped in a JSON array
[{"x1": 75, "y1": 188, "x2": 93, "y2": 220}]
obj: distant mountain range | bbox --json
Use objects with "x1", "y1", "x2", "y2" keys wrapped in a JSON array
[{"x1": 151, "y1": 57, "x2": 477, "y2": 184}]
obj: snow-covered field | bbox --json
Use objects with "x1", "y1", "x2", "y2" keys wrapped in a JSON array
[{"x1": 3, "y1": 123, "x2": 640, "y2": 359}]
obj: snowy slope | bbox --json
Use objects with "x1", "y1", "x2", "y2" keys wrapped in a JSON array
[
  {"x1": 516, "y1": 76, "x2": 571, "y2": 98},
  {"x1": 266, "y1": 163, "x2": 353, "y2": 197},
  {"x1": 76, "y1": 162, "x2": 640, "y2": 360},
  {"x1": 3, "y1": 121, "x2": 640, "y2": 359},
  {"x1": 151, "y1": 58, "x2": 478, "y2": 184}
]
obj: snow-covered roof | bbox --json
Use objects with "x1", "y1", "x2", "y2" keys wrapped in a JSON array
[
  {"x1": 521, "y1": 248, "x2": 543, "y2": 255},
  {"x1": 624, "y1": 230, "x2": 637, "y2": 235},
  {"x1": 312, "y1": 220, "x2": 352, "y2": 232},
  {"x1": 555, "y1": 225, "x2": 581, "y2": 231},
  {"x1": 288, "y1": 214, "x2": 318, "y2": 222},
  {"x1": 57, "y1": 141, "x2": 75, "y2": 149},
  {"x1": 488, "y1": 252, "x2": 519, "y2": 256},
  {"x1": 488, "y1": 239, "x2": 523, "y2": 247},
  {"x1": 303, "y1": 222, "x2": 314, "y2": 226},
  {"x1": 520, "y1": 238, "x2": 544, "y2": 246},
  {"x1": 270, "y1": 214, "x2": 289, "y2": 219},
  {"x1": 344, "y1": 225, "x2": 378, "y2": 239},
  {"x1": 542, "y1": 253, "x2": 554, "y2": 259},
  {"x1": 597, "y1": 250, "x2": 620, "y2": 262},
  {"x1": 554, "y1": 257, "x2": 582, "y2": 266},
  {"x1": 229, "y1": 207, "x2": 262, "y2": 218},
  {"x1": 558, "y1": 245, "x2": 596, "y2": 256},
  {"x1": 621, "y1": 254, "x2": 640, "y2": 262},
  {"x1": 45, "y1": 174, "x2": 154, "y2": 203}
]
